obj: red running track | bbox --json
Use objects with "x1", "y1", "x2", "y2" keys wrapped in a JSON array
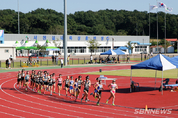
[{"x1": 0, "y1": 65, "x2": 178, "y2": 118}]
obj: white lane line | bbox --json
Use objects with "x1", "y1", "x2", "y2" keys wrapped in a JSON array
[
  {"x1": 0, "y1": 111, "x2": 25, "y2": 118},
  {"x1": 0, "y1": 104, "x2": 54, "y2": 118},
  {"x1": 0, "y1": 79, "x2": 81, "y2": 118},
  {"x1": 25, "y1": 86, "x2": 139, "y2": 118},
  {"x1": 2, "y1": 67, "x2": 173, "y2": 118},
  {"x1": 16, "y1": 81, "x2": 169, "y2": 117},
  {"x1": 0, "y1": 98, "x2": 78, "y2": 118},
  {"x1": 1, "y1": 78, "x2": 111, "y2": 118},
  {"x1": 14, "y1": 84, "x2": 112, "y2": 118},
  {"x1": 25, "y1": 84, "x2": 172, "y2": 118}
]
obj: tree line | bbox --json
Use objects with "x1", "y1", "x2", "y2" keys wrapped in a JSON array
[{"x1": 0, "y1": 8, "x2": 178, "y2": 39}]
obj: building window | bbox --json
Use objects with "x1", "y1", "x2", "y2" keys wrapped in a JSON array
[
  {"x1": 66, "y1": 47, "x2": 86, "y2": 53},
  {"x1": 5, "y1": 49, "x2": 9, "y2": 53},
  {"x1": 135, "y1": 46, "x2": 147, "y2": 52}
]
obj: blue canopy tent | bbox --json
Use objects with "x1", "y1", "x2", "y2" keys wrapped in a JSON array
[
  {"x1": 170, "y1": 56, "x2": 178, "y2": 79},
  {"x1": 131, "y1": 54, "x2": 178, "y2": 95},
  {"x1": 117, "y1": 46, "x2": 128, "y2": 50},
  {"x1": 114, "y1": 48, "x2": 126, "y2": 55},
  {"x1": 171, "y1": 56, "x2": 178, "y2": 62},
  {"x1": 100, "y1": 49, "x2": 125, "y2": 55}
]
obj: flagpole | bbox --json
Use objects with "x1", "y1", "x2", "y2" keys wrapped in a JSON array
[
  {"x1": 156, "y1": 0, "x2": 159, "y2": 54},
  {"x1": 149, "y1": 3, "x2": 150, "y2": 38},
  {"x1": 165, "y1": 9, "x2": 166, "y2": 54}
]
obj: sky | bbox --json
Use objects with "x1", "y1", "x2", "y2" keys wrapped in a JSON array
[{"x1": 0, "y1": 0, "x2": 177, "y2": 15}]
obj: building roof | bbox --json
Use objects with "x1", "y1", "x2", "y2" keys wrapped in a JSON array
[
  {"x1": 166, "y1": 38, "x2": 177, "y2": 42},
  {"x1": 150, "y1": 45, "x2": 163, "y2": 48}
]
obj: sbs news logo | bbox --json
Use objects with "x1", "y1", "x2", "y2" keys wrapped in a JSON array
[{"x1": 134, "y1": 109, "x2": 172, "y2": 114}]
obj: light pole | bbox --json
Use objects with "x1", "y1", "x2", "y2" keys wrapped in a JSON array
[
  {"x1": 143, "y1": 39, "x2": 144, "y2": 53},
  {"x1": 177, "y1": 40, "x2": 178, "y2": 53},
  {"x1": 64, "y1": 0, "x2": 67, "y2": 66},
  {"x1": 112, "y1": 38, "x2": 114, "y2": 49},
  {"x1": 18, "y1": 0, "x2": 20, "y2": 34}
]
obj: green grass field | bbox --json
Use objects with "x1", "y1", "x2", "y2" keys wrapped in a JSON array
[
  {"x1": 84, "y1": 69, "x2": 178, "y2": 79},
  {"x1": 0, "y1": 59, "x2": 91, "y2": 68}
]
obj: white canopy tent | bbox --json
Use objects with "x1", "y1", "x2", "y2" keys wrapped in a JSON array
[{"x1": 131, "y1": 54, "x2": 178, "y2": 95}]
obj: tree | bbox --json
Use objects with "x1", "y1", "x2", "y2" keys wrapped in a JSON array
[
  {"x1": 53, "y1": 38, "x2": 61, "y2": 48},
  {"x1": 86, "y1": 39, "x2": 101, "y2": 55},
  {"x1": 150, "y1": 41, "x2": 157, "y2": 46},
  {"x1": 159, "y1": 39, "x2": 171, "y2": 53},
  {"x1": 125, "y1": 41, "x2": 136, "y2": 54},
  {"x1": 37, "y1": 44, "x2": 46, "y2": 50}
]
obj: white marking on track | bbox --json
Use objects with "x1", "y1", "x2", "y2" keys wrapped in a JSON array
[
  {"x1": 0, "y1": 79, "x2": 81, "y2": 118},
  {"x1": 0, "y1": 104, "x2": 53, "y2": 118},
  {"x1": 0, "y1": 111, "x2": 25, "y2": 118}
]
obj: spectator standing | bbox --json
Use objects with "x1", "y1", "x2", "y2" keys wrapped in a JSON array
[
  {"x1": 60, "y1": 59, "x2": 63, "y2": 68},
  {"x1": 67, "y1": 55, "x2": 70, "y2": 65},
  {"x1": 90, "y1": 55, "x2": 93, "y2": 64},
  {"x1": 144, "y1": 54, "x2": 147, "y2": 60},
  {"x1": 56, "y1": 56, "x2": 58, "y2": 65},
  {"x1": 94, "y1": 57, "x2": 97, "y2": 63},
  {"x1": 126, "y1": 55, "x2": 130, "y2": 63},
  {"x1": 151, "y1": 52, "x2": 153, "y2": 57},
  {"x1": 99, "y1": 55, "x2": 102, "y2": 63},
  {"x1": 37, "y1": 56, "x2": 39, "y2": 64},
  {"x1": 117, "y1": 55, "x2": 120, "y2": 63},
  {"x1": 8, "y1": 58, "x2": 11, "y2": 69},
  {"x1": 52, "y1": 54, "x2": 54, "y2": 64},
  {"x1": 5, "y1": 59, "x2": 8, "y2": 68}
]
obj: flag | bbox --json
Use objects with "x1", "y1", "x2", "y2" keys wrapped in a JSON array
[
  {"x1": 158, "y1": 2, "x2": 166, "y2": 8},
  {"x1": 150, "y1": 5, "x2": 158, "y2": 11},
  {"x1": 165, "y1": 7, "x2": 173, "y2": 12}
]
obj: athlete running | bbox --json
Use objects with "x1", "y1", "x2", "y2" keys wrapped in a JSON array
[
  {"x1": 63, "y1": 75, "x2": 70, "y2": 96},
  {"x1": 48, "y1": 74, "x2": 53, "y2": 96},
  {"x1": 21, "y1": 69, "x2": 25, "y2": 88},
  {"x1": 52, "y1": 73, "x2": 56, "y2": 93},
  {"x1": 90, "y1": 78, "x2": 99, "y2": 99},
  {"x1": 43, "y1": 73, "x2": 49, "y2": 94},
  {"x1": 17, "y1": 70, "x2": 21, "y2": 88},
  {"x1": 106, "y1": 80, "x2": 118, "y2": 106},
  {"x1": 24, "y1": 71, "x2": 30, "y2": 91},
  {"x1": 74, "y1": 78, "x2": 79, "y2": 101},
  {"x1": 96, "y1": 80, "x2": 104, "y2": 106},
  {"x1": 57, "y1": 74, "x2": 63, "y2": 96},
  {"x1": 69, "y1": 76, "x2": 74, "y2": 99},
  {"x1": 77, "y1": 75, "x2": 83, "y2": 98},
  {"x1": 81, "y1": 76, "x2": 91, "y2": 102}
]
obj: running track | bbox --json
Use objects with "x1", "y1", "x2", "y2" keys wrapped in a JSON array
[{"x1": 0, "y1": 65, "x2": 178, "y2": 118}]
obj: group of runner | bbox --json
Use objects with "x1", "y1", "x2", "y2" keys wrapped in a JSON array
[{"x1": 16, "y1": 69, "x2": 118, "y2": 106}]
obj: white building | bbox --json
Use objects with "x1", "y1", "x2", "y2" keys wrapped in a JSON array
[
  {"x1": 1, "y1": 34, "x2": 150, "y2": 56},
  {"x1": 0, "y1": 46, "x2": 16, "y2": 60},
  {"x1": 150, "y1": 45, "x2": 174, "y2": 53}
]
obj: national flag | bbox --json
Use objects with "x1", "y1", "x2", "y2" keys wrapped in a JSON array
[
  {"x1": 150, "y1": 5, "x2": 158, "y2": 11},
  {"x1": 158, "y1": 2, "x2": 166, "y2": 8},
  {"x1": 165, "y1": 7, "x2": 173, "y2": 12}
]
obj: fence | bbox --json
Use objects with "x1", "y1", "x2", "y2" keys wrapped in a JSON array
[{"x1": 0, "y1": 54, "x2": 177, "y2": 69}]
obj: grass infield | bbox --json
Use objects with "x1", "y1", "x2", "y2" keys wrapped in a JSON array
[{"x1": 84, "y1": 69, "x2": 178, "y2": 79}]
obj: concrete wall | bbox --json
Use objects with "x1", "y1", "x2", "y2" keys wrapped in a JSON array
[
  {"x1": 3, "y1": 34, "x2": 150, "y2": 55},
  {"x1": 0, "y1": 46, "x2": 16, "y2": 60}
]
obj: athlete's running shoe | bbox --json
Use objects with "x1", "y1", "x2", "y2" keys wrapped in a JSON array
[
  {"x1": 106, "y1": 100, "x2": 108, "y2": 104},
  {"x1": 112, "y1": 103, "x2": 115, "y2": 106},
  {"x1": 25, "y1": 88, "x2": 27, "y2": 91},
  {"x1": 96, "y1": 103, "x2": 100, "y2": 106},
  {"x1": 90, "y1": 93, "x2": 93, "y2": 95}
]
